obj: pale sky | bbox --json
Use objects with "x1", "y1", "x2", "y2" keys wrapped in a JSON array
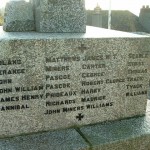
[
  {"x1": 0, "y1": 0, "x2": 150, "y2": 16},
  {"x1": 86, "y1": 0, "x2": 150, "y2": 16}
]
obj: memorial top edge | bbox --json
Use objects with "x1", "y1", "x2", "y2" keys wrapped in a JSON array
[{"x1": 0, "y1": 26, "x2": 149, "y2": 40}]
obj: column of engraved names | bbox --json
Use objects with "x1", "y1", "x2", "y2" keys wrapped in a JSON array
[
  {"x1": 126, "y1": 53, "x2": 148, "y2": 97},
  {"x1": 0, "y1": 59, "x2": 28, "y2": 112},
  {"x1": 80, "y1": 54, "x2": 116, "y2": 110},
  {"x1": 45, "y1": 56, "x2": 80, "y2": 115}
]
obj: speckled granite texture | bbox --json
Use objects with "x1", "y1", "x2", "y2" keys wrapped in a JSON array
[
  {"x1": 3, "y1": 0, "x2": 86, "y2": 33},
  {"x1": 34, "y1": 0, "x2": 86, "y2": 32},
  {"x1": 0, "y1": 129, "x2": 89, "y2": 150},
  {"x1": 80, "y1": 100, "x2": 150, "y2": 150},
  {"x1": 3, "y1": 1, "x2": 35, "y2": 32},
  {"x1": 0, "y1": 101, "x2": 150, "y2": 150},
  {"x1": 0, "y1": 26, "x2": 150, "y2": 138}
]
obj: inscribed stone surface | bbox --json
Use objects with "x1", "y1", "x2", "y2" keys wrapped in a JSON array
[{"x1": 0, "y1": 26, "x2": 150, "y2": 137}]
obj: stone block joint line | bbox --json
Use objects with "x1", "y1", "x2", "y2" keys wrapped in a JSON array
[{"x1": 75, "y1": 127, "x2": 93, "y2": 150}]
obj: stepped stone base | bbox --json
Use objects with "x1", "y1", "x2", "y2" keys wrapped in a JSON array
[{"x1": 0, "y1": 100, "x2": 150, "y2": 150}]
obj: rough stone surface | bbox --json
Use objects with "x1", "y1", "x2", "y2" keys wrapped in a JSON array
[
  {"x1": 0, "y1": 129, "x2": 88, "y2": 150},
  {"x1": 0, "y1": 26, "x2": 150, "y2": 138},
  {"x1": 0, "y1": 101, "x2": 150, "y2": 150},
  {"x1": 34, "y1": 0, "x2": 86, "y2": 32},
  {"x1": 3, "y1": 0, "x2": 35, "y2": 32},
  {"x1": 80, "y1": 100, "x2": 150, "y2": 150}
]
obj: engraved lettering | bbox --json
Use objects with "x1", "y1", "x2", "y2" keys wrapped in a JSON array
[
  {"x1": 0, "y1": 79, "x2": 12, "y2": 84},
  {"x1": 83, "y1": 55, "x2": 104, "y2": 61},
  {"x1": 1, "y1": 104, "x2": 29, "y2": 111},
  {"x1": 63, "y1": 106, "x2": 84, "y2": 112},
  {"x1": 128, "y1": 69, "x2": 147, "y2": 74},
  {"x1": 106, "y1": 78, "x2": 125, "y2": 84},
  {"x1": 0, "y1": 88, "x2": 12, "y2": 94},
  {"x1": 82, "y1": 64, "x2": 105, "y2": 69},
  {"x1": 129, "y1": 53, "x2": 148, "y2": 59},
  {"x1": 46, "y1": 57, "x2": 80, "y2": 63},
  {"x1": 45, "y1": 66, "x2": 70, "y2": 72},
  {"x1": 82, "y1": 72, "x2": 105, "y2": 78},
  {"x1": 126, "y1": 84, "x2": 143, "y2": 89},
  {"x1": 81, "y1": 80, "x2": 103, "y2": 86},
  {"x1": 126, "y1": 90, "x2": 147, "y2": 96},
  {"x1": 127, "y1": 77, "x2": 144, "y2": 82},
  {"x1": 46, "y1": 100, "x2": 75, "y2": 106},
  {"x1": 128, "y1": 62, "x2": 144, "y2": 66},
  {"x1": 0, "y1": 97, "x2": 19, "y2": 102},
  {"x1": 81, "y1": 88, "x2": 101, "y2": 94},
  {"x1": 0, "y1": 69, "x2": 25, "y2": 75},
  {"x1": 86, "y1": 102, "x2": 114, "y2": 109},
  {"x1": 15, "y1": 86, "x2": 43, "y2": 92},
  {"x1": 44, "y1": 109, "x2": 61, "y2": 115},
  {"x1": 0, "y1": 59, "x2": 21, "y2": 65},
  {"x1": 22, "y1": 94, "x2": 43, "y2": 100},
  {"x1": 46, "y1": 83, "x2": 70, "y2": 89},
  {"x1": 81, "y1": 96, "x2": 106, "y2": 102},
  {"x1": 46, "y1": 91, "x2": 77, "y2": 98},
  {"x1": 46, "y1": 74, "x2": 70, "y2": 81}
]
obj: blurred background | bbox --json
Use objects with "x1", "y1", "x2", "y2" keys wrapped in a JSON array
[{"x1": 0, "y1": 0, "x2": 150, "y2": 33}]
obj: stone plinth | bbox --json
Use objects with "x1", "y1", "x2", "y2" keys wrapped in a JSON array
[
  {"x1": 34, "y1": 0, "x2": 86, "y2": 32},
  {"x1": 0, "y1": 26, "x2": 150, "y2": 138},
  {"x1": 0, "y1": 129, "x2": 89, "y2": 150},
  {"x1": 0, "y1": 101, "x2": 150, "y2": 150}
]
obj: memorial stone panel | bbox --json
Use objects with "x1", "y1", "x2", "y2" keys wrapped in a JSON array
[{"x1": 0, "y1": 27, "x2": 150, "y2": 138}]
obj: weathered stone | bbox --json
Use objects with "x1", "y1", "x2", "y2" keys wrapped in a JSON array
[
  {"x1": 3, "y1": 0, "x2": 35, "y2": 32},
  {"x1": 80, "y1": 101, "x2": 150, "y2": 150},
  {"x1": 0, "y1": 101, "x2": 150, "y2": 150},
  {"x1": 0, "y1": 26, "x2": 150, "y2": 138},
  {"x1": 0, "y1": 129, "x2": 89, "y2": 150},
  {"x1": 3, "y1": 0, "x2": 86, "y2": 33},
  {"x1": 34, "y1": 0, "x2": 86, "y2": 32}
]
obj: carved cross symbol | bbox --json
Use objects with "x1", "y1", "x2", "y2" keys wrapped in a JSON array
[
  {"x1": 78, "y1": 44, "x2": 87, "y2": 52},
  {"x1": 47, "y1": 0, "x2": 57, "y2": 5},
  {"x1": 76, "y1": 113, "x2": 84, "y2": 121}
]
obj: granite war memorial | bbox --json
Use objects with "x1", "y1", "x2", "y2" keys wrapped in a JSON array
[{"x1": 0, "y1": 0, "x2": 150, "y2": 149}]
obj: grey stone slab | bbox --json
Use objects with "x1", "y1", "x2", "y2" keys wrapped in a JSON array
[
  {"x1": 88, "y1": 136, "x2": 150, "y2": 150},
  {"x1": 1, "y1": 103, "x2": 150, "y2": 150},
  {"x1": 3, "y1": 0, "x2": 35, "y2": 32},
  {"x1": 34, "y1": 0, "x2": 86, "y2": 32},
  {"x1": 1, "y1": 26, "x2": 149, "y2": 39},
  {"x1": 80, "y1": 102, "x2": 150, "y2": 150},
  {"x1": 0, "y1": 129, "x2": 89, "y2": 150},
  {"x1": 0, "y1": 26, "x2": 150, "y2": 138}
]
